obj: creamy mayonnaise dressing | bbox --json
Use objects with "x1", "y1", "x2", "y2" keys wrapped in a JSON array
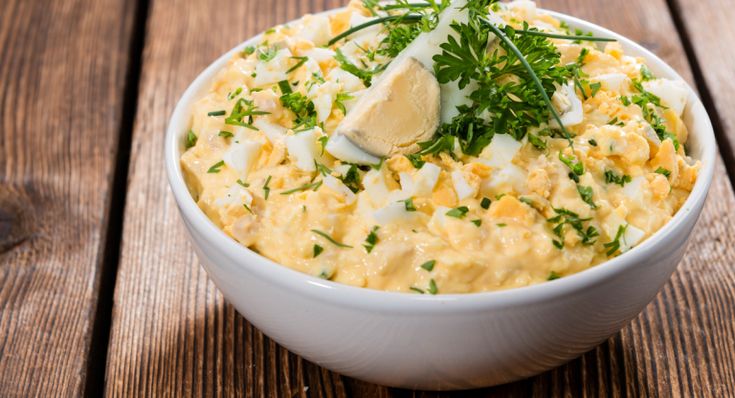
[{"x1": 181, "y1": 0, "x2": 699, "y2": 293}]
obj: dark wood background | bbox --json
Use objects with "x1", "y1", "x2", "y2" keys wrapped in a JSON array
[{"x1": 1, "y1": 0, "x2": 734, "y2": 396}]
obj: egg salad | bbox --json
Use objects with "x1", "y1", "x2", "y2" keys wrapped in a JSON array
[{"x1": 180, "y1": 0, "x2": 700, "y2": 293}]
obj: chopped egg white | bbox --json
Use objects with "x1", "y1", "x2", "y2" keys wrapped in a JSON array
[{"x1": 285, "y1": 128, "x2": 322, "y2": 172}]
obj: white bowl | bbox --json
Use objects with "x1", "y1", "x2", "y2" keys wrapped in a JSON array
[{"x1": 165, "y1": 8, "x2": 716, "y2": 390}]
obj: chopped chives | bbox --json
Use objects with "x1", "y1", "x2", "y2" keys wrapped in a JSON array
[
  {"x1": 311, "y1": 229, "x2": 353, "y2": 248},
  {"x1": 207, "y1": 160, "x2": 225, "y2": 173}
]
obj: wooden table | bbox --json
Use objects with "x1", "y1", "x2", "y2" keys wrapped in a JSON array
[{"x1": 1, "y1": 0, "x2": 734, "y2": 396}]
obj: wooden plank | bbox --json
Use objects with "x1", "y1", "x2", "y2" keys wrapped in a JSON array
[
  {"x1": 0, "y1": 0, "x2": 137, "y2": 396},
  {"x1": 105, "y1": 0, "x2": 735, "y2": 397},
  {"x1": 671, "y1": 0, "x2": 735, "y2": 185}
]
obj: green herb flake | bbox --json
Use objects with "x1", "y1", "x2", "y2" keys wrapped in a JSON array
[
  {"x1": 401, "y1": 197, "x2": 417, "y2": 212},
  {"x1": 604, "y1": 169, "x2": 632, "y2": 186},
  {"x1": 236, "y1": 179, "x2": 249, "y2": 187},
  {"x1": 548, "y1": 271, "x2": 561, "y2": 281},
  {"x1": 227, "y1": 87, "x2": 243, "y2": 100},
  {"x1": 241, "y1": 46, "x2": 256, "y2": 56},
  {"x1": 409, "y1": 286, "x2": 425, "y2": 294},
  {"x1": 405, "y1": 154, "x2": 425, "y2": 169},
  {"x1": 640, "y1": 65, "x2": 655, "y2": 81},
  {"x1": 334, "y1": 48, "x2": 385, "y2": 87},
  {"x1": 471, "y1": 219, "x2": 482, "y2": 227},
  {"x1": 311, "y1": 229, "x2": 353, "y2": 248},
  {"x1": 334, "y1": 92, "x2": 354, "y2": 115},
  {"x1": 218, "y1": 130, "x2": 234, "y2": 138},
  {"x1": 655, "y1": 167, "x2": 671, "y2": 178},
  {"x1": 185, "y1": 130, "x2": 198, "y2": 149},
  {"x1": 446, "y1": 206, "x2": 469, "y2": 219},
  {"x1": 420, "y1": 260, "x2": 436, "y2": 272},
  {"x1": 588, "y1": 139, "x2": 598, "y2": 146},
  {"x1": 547, "y1": 207, "x2": 599, "y2": 248},
  {"x1": 263, "y1": 175, "x2": 272, "y2": 200},
  {"x1": 257, "y1": 46, "x2": 278, "y2": 62},
  {"x1": 528, "y1": 133, "x2": 547, "y2": 150},
  {"x1": 604, "y1": 224, "x2": 628, "y2": 256},
  {"x1": 225, "y1": 98, "x2": 269, "y2": 129},
  {"x1": 280, "y1": 180, "x2": 322, "y2": 195},
  {"x1": 363, "y1": 226, "x2": 379, "y2": 253},
  {"x1": 313, "y1": 244, "x2": 324, "y2": 258},
  {"x1": 286, "y1": 56, "x2": 308, "y2": 74},
  {"x1": 427, "y1": 279, "x2": 438, "y2": 295},
  {"x1": 497, "y1": 223, "x2": 507, "y2": 227},
  {"x1": 559, "y1": 152, "x2": 585, "y2": 176},
  {"x1": 207, "y1": 110, "x2": 226, "y2": 117},
  {"x1": 317, "y1": 136, "x2": 329, "y2": 156},
  {"x1": 480, "y1": 197, "x2": 491, "y2": 209},
  {"x1": 207, "y1": 160, "x2": 225, "y2": 174},
  {"x1": 589, "y1": 82, "x2": 602, "y2": 97},
  {"x1": 577, "y1": 185, "x2": 597, "y2": 208}
]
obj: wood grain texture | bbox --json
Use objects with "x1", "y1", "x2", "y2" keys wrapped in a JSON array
[
  {"x1": 671, "y1": 0, "x2": 735, "y2": 183},
  {"x1": 0, "y1": 0, "x2": 136, "y2": 396},
  {"x1": 104, "y1": 0, "x2": 735, "y2": 397}
]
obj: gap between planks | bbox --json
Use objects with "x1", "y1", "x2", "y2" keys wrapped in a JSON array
[{"x1": 83, "y1": 0, "x2": 152, "y2": 396}]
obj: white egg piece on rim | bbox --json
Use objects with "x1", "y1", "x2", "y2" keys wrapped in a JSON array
[
  {"x1": 550, "y1": 82, "x2": 584, "y2": 127},
  {"x1": 328, "y1": 68, "x2": 365, "y2": 92},
  {"x1": 303, "y1": 47, "x2": 336, "y2": 63},
  {"x1": 253, "y1": 118, "x2": 288, "y2": 145},
  {"x1": 478, "y1": 133, "x2": 523, "y2": 168},
  {"x1": 325, "y1": 134, "x2": 381, "y2": 165},
  {"x1": 399, "y1": 172, "x2": 415, "y2": 196},
  {"x1": 215, "y1": 183, "x2": 254, "y2": 208},
  {"x1": 642, "y1": 78, "x2": 689, "y2": 116},
  {"x1": 253, "y1": 48, "x2": 292, "y2": 87},
  {"x1": 285, "y1": 128, "x2": 322, "y2": 172},
  {"x1": 323, "y1": 174, "x2": 356, "y2": 204},
  {"x1": 308, "y1": 81, "x2": 339, "y2": 123},
  {"x1": 373, "y1": 201, "x2": 419, "y2": 226},
  {"x1": 482, "y1": 164, "x2": 527, "y2": 195},
  {"x1": 429, "y1": 205, "x2": 452, "y2": 229},
  {"x1": 621, "y1": 224, "x2": 646, "y2": 252},
  {"x1": 294, "y1": 14, "x2": 331, "y2": 46},
  {"x1": 414, "y1": 163, "x2": 442, "y2": 196},
  {"x1": 592, "y1": 73, "x2": 630, "y2": 92},
  {"x1": 451, "y1": 170, "x2": 475, "y2": 201},
  {"x1": 363, "y1": 168, "x2": 392, "y2": 206},
  {"x1": 223, "y1": 140, "x2": 262, "y2": 178},
  {"x1": 622, "y1": 175, "x2": 647, "y2": 203}
]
